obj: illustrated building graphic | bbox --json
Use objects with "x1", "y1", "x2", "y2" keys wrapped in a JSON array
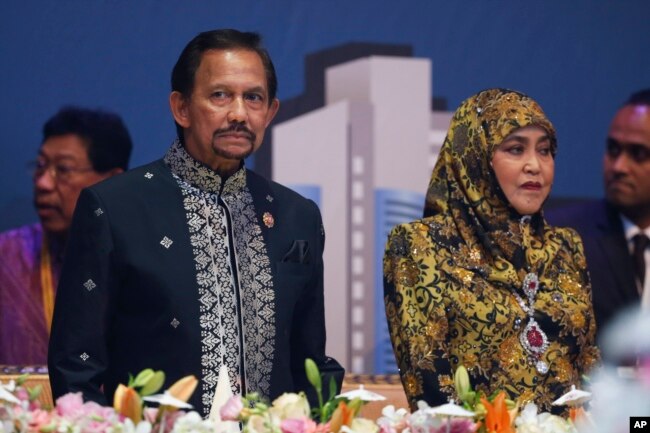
[{"x1": 272, "y1": 50, "x2": 451, "y2": 374}]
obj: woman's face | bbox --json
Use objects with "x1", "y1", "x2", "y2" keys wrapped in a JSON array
[{"x1": 491, "y1": 125, "x2": 555, "y2": 215}]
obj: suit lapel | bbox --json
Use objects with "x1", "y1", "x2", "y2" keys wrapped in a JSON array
[
  {"x1": 245, "y1": 169, "x2": 280, "y2": 256},
  {"x1": 595, "y1": 201, "x2": 640, "y2": 301}
]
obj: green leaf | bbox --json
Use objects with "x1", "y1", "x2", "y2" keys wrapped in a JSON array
[
  {"x1": 139, "y1": 371, "x2": 166, "y2": 396},
  {"x1": 348, "y1": 397, "x2": 364, "y2": 416},
  {"x1": 38, "y1": 421, "x2": 58, "y2": 433},
  {"x1": 132, "y1": 369, "x2": 155, "y2": 388},
  {"x1": 328, "y1": 376, "x2": 337, "y2": 401},
  {"x1": 322, "y1": 397, "x2": 344, "y2": 421},
  {"x1": 16, "y1": 374, "x2": 29, "y2": 386},
  {"x1": 27, "y1": 384, "x2": 43, "y2": 401},
  {"x1": 320, "y1": 402, "x2": 333, "y2": 421}
]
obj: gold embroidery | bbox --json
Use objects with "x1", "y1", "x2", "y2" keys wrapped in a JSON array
[
  {"x1": 498, "y1": 336, "x2": 520, "y2": 366},
  {"x1": 404, "y1": 372, "x2": 423, "y2": 396},
  {"x1": 396, "y1": 260, "x2": 419, "y2": 286},
  {"x1": 553, "y1": 358, "x2": 572, "y2": 383}
]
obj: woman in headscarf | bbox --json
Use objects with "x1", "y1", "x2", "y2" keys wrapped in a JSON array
[{"x1": 383, "y1": 88, "x2": 599, "y2": 412}]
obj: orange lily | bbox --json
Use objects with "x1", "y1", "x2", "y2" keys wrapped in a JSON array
[
  {"x1": 481, "y1": 392, "x2": 514, "y2": 433},
  {"x1": 167, "y1": 375, "x2": 198, "y2": 403},
  {"x1": 569, "y1": 407, "x2": 585, "y2": 422},
  {"x1": 329, "y1": 401, "x2": 355, "y2": 433},
  {"x1": 113, "y1": 384, "x2": 143, "y2": 423},
  {"x1": 155, "y1": 374, "x2": 199, "y2": 420}
]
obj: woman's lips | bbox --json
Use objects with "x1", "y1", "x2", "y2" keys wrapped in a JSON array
[{"x1": 521, "y1": 182, "x2": 542, "y2": 190}]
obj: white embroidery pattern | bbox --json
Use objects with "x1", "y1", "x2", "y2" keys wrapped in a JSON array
[
  {"x1": 160, "y1": 236, "x2": 173, "y2": 249},
  {"x1": 171, "y1": 318, "x2": 180, "y2": 328},
  {"x1": 144, "y1": 172, "x2": 154, "y2": 179},
  {"x1": 165, "y1": 140, "x2": 275, "y2": 413},
  {"x1": 83, "y1": 279, "x2": 96, "y2": 291},
  {"x1": 223, "y1": 190, "x2": 275, "y2": 397},
  {"x1": 94, "y1": 208, "x2": 103, "y2": 216},
  {"x1": 80, "y1": 352, "x2": 89, "y2": 361},
  {"x1": 178, "y1": 182, "x2": 242, "y2": 413}
]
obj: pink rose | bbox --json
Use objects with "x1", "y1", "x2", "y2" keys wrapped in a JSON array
[
  {"x1": 15, "y1": 387, "x2": 30, "y2": 401},
  {"x1": 80, "y1": 401, "x2": 114, "y2": 419},
  {"x1": 78, "y1": 402, "x2": 120, "y2": 433},
  {"x1": 435, "y1": 419, "x2": 478, "y2": 433},
  {"x1": 144, "y1": 407, "x2": 159, "y2": 424},
  {"x1": 56, "y1": 392, "x2": 85, "y2": 418},
  {"x1": 280, "y1": 417, "x2": 317, "y2": 433},
  {"x1": 378, "y1": 425, "x2": 395, "y2": 433},
  {"x1": 162, "y1": 410, "x2": 185, "y2": 433},
  {"x1": 144, "y1": 407, "x2": 187, "y2": 433},
  {"x1": 27, "y1": 408, "x2": 53, "y2": 432},
  {"x1": 28, "y1": 399, "x2": 42, "y2": 412},
  {"x1": 220, "y1": 395, "x2": 244, "y2": 421},
  {"x1": 83, "y1": 419, "x2": 116, "y2": 433}
]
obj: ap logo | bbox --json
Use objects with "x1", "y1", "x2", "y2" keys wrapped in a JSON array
[{"x1": 631, "y1": 417, "x2": 650, "y2": 431}]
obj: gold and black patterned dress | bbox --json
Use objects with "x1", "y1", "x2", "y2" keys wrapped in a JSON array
[{"x1": 383, "y1": 89, "x2": 599, "y2": 413}]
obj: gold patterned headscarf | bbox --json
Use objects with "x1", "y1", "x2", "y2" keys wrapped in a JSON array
[{"x1": 424, "y1": 88, "x2": 558, "y2": 286}]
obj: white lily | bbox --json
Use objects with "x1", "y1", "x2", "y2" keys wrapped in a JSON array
[{"x1": 143, "y1": 391, "x2": 193, "y2": 409}]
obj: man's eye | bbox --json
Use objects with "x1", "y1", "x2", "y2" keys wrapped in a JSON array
[
  {"x1": 245, "y1": 93, "x2": 263, "y2": 102},
  {"x1": 630, "y1": 146, "x2": 650, "y2": 162},
  {"x1": 56, "y1": 165, "x2": 74, "y2": 175},
  {"x1": 212, "y1": 91, "x2": 228, "y2": 99}
]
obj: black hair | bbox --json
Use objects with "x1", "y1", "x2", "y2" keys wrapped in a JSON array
[
  {"x1": 625, "y1": 88, "x2": 650, "y2": 106},
  {"x1": 42, "y1": 106, "x2": 133, "y2": 172}
]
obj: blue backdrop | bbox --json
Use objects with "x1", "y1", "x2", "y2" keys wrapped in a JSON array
[{"x1": 2, "y1": 0, "x2": 649, "y2": 230}]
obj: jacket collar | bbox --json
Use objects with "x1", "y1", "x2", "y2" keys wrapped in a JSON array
[{"x1": 163, "y1": 139, "x2": 246, "y2": 195}]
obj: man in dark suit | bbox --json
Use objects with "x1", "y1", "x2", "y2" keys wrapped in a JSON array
[
  {"x1": 547, "y1": 89, "x2": 650, "y2": 339},
  {"x1": 48, "y1": 29, "x2": 343, "y2": 415}
]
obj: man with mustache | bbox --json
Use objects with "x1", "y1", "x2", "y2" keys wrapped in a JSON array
[
  {"x1": 0, "y1": 106, "x2": 132, "y2": 364},
  {"x1": 547, "y1": 89, "x2": 650, "y2": 339},
  {"x1": 49, "y1": 29, "x2": 343, "y2": 415}
]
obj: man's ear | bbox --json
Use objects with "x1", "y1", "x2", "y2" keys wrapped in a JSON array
[
  {"x1": 170, "y1": 91, "x2": 191, "y2": 128},
  {"x1": 264, "y1": 98, "x2": 280, "y2": 127}
]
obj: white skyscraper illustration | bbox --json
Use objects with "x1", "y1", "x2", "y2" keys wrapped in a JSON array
[{"x1": 273, "y1": 54, "x2": 451, "y2": 373}]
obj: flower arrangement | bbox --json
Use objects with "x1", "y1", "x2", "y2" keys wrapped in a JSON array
[
  {"x1": 220, "y1": 358, "x2": 371, "y2": 433},
  {"x1": 450, "y1": 365, "x2": 587, "y2": 433},
  {"x1": 0, "y1": 361, "x2": 589, "y2": 433},
  {"x1": 219, "y1": 359, "x2": 482, "y2": 433},
  {"x1": 0, "y1": 369, "x2": 200, "y2": 433}
]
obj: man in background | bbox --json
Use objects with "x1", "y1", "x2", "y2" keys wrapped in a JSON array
[
  {"x1": 547, "y1": 89, "x2": 650, "y2": 338},
  {"x1": 0, "y1": 107, "x2": 132, "y2": 364}
]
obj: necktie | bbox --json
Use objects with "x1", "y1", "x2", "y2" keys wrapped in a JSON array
[{"x1": 633, "y1": 233, "x2": 650, "y2": 294}]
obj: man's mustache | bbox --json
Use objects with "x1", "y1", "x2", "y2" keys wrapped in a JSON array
[{"x1": 213, "y1": 124, "x2": 255, "y2": 142}]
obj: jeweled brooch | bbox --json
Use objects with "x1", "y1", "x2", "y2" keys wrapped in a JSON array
[{"x1": 263, "y1": 212, "x2": 274, "y2": 228}]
